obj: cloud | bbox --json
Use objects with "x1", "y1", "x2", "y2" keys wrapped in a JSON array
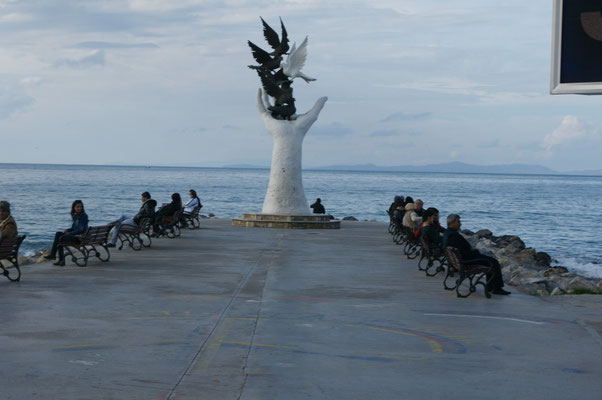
[
  {"x1": 0, "y1": 92, "x2": 34, "y2": 119},
  {"x1": 380, "y1": 111, "x2": 432, "y2": 122},
  {"x1": 74, "y1": 41, "x2": 159, "y2": 49},
  {"x1": 370, "y1": 129, "x2": 399, "y2": 137},
  {"x1": 222, "y1": 124, "x2": 240, "y2": 130},
  {"x1": 54, "y1": 50, "x2": 105, "y2": 69},
  {"x1": 310, "y1": 122, "x2": 352, "y2": 137},
  {"x1": 477, "y1": 139, "x2": 500, "y2": 148},
  {"x1": 542, "y1": 116, "x2": 590, "y2": 151}
]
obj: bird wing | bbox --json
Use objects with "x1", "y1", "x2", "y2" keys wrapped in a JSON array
[
  {"x1": 284, "y1": 36, "x2": 308, "y2": 77},
  {"x1": 261, "y1": 17, "x2": 281, "y2": 51},
  {"x1": 248, "y1": 41, "x2": 272, "y2": 65},
  {"x1": 257, "y1": 71, "x2": 282, "y2": 99},
  {"x1": 279, "y1": 17, "x2": 289, "y2": 54}
]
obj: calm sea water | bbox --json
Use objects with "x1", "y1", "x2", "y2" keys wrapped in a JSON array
[{"x1": 1, "y1": 163, "x2": 601, "y2": 278}]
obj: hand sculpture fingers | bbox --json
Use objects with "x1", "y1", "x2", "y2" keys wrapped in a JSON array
[
  {"x1": 256, "y1": 88, "x2": 268, "y2": 115},
  {"x1": 262, "y1": 89, "x2": 272, "y2": 110},
  {"x1": 296, "y1": 96, "x2": 328, "y2": 131}
]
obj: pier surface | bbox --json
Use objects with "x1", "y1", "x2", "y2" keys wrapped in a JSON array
[{"x1": 1, "y1": 219, "x2": 601, "y2": 399}]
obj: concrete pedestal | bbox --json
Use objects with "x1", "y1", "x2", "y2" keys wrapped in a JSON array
[{"x1": 232, "y1": 213, "x2": 340, "y2": 229}]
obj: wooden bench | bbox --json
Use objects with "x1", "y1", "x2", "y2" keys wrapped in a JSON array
[
  {"x1": 118, "y1": 217, "x2": 152, "y2": 251},
  {"x1": 418, "y1": 235, "x2": 447, "y2": 277},
  {"x1": 154, "y1": 210, "x2": 183, "y2": 239},
  {"x1": 386, "y1": 210, "x2": 395, "y2": 234},
  {"x1": 402, "y1": 226, "x2": 421, "y2": 259},
  {"x1": 61, "y1": 225, "x2": 112, "y2": 267},
  {"x1": 0, "y1": 235, "x2": 26, "y2": 282},
  {"x1": 444, "y1": 246, "x2": 493, "y2": 298},
  {"x1": 181, "y1": 205, "x2": 202, "y2": 229}
]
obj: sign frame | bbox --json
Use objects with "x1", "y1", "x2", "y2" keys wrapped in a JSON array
[{"x1": 551, "y1": 0, "x2": 602, "y2": 95}]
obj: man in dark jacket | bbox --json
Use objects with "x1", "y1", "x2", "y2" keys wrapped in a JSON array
[
  {"x1": 310, "y1": 198, "x2": 326, "y2": 214},
  {"x1": 443, "y1": 214, "x2": 511, "y2": 295},
  {"x1": 108, "y1": 192, "x2": 157, "y2": 246}
]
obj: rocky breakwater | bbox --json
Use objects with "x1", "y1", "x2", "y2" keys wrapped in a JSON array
[{"x1": 462, "y1": 229, "x2": 602, "y2": 296}]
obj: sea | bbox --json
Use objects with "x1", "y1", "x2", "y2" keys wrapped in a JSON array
[{"x1": 1, "y1": 163, "x2": 601, "y2": 279}]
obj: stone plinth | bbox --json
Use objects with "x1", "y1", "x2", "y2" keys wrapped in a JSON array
[{"x1": 232, "y1": 213, "x2": 340, "y2": 229}]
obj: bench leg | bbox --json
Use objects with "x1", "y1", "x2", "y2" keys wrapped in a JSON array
[{"x1": 1, "y1": 260, "x2": 21, "y2": 282}]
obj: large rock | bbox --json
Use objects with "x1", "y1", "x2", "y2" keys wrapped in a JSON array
[
  {"x1": 567, "y1": 277, "x2": 599, "y2": 293},
  {"x1": 535, "y1": 251, "x2": 552, "y2": 267},
  {"x1": 476, "y1": 229, "x2": 493, "y2": 238}
]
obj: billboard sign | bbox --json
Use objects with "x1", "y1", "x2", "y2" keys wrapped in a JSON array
[{"x1": 551, "y1": 0, "x2": 602, "y2": 94}]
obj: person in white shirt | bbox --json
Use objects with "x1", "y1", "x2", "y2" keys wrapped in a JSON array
[{"x1": 183, "y1": 189, "x2": 202, "y2": 213}]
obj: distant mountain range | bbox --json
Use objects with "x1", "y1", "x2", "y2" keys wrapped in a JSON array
[{"x1": 223, "y1": 161, "x2": 602, "y2": 176}]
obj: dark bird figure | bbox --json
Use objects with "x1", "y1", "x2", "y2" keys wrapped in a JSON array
[
  {"x1": 268, "y1": 99, "x2": 296, "y2": 120},
  {"x1": 261, "y1": 17, "x2": 289, "y2": 57},
  {"x1": 257, "y1": 70, "x2": 294, "y2": 106},
  {"x1": 247, "y1": 41, "x2": 282, "y2": 71},
  {"x1": 248, "y1": 17, "x2": 299, "y2": 120}
]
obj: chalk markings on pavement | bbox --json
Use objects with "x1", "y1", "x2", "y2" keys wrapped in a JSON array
[{"x1": 424, "y1": 313, "x2": 546, "y2": 325}]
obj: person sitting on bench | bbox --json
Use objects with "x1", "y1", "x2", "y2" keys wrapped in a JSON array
[
  {"x1": 310, "y1": 198, "x2": 326, "y2": 214},
  {"x1": 152, "y1": 193, "x2": 182, "y2": 236},
  {"x1": 420, "y1": 207, "x2": 444, "y2": 255},
  {"x1": 44, "y1": 200, "x2": 89, "y2": 265},
  {"x1": 183, "y1": 189, "x2": 201, "y2": 213},
  {"x1": 0, "y1": 201, "x2": 18, "y2": 240},
  {"x1": 442, "y1": 213, "x2": 511, "y2": 295},
  {"x1": 107, "y1": 192, "x2": 157, "y2": 247}
]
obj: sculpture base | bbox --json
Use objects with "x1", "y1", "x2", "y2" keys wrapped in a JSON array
[{"x1": 232, "y1": 213, "x2": 340, "y2": 229}]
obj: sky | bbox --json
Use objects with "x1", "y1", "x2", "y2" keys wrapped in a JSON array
[{"x1": 1, "y1": 0, "x2": 602, "y2": 171}]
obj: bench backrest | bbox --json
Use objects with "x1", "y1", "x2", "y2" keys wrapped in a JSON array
[
  {"x1": 0, "y1": 235, "x2": 26, "y2": 260},
  {"x1": 82, "y1": 225, "x2": 111, "y2": 245},
  {"x1": 404, "y1": 226, "x2": 419, "y2": 243},
  {"x1": 444, "y1": 247, "x2": 462, "y2": 270},
  {"x1": 186, "y1": 206, "x2": 201, "y2": 217},
  {"x1": 137, "y1": 217, "x2": 151, "y2": 233}
]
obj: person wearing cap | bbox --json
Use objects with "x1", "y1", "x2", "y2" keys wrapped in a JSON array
[{"x1": 0, "y1": 201, "x2": 18, "y2": 240}]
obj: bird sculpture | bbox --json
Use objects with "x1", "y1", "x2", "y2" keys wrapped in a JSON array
[
  {"x1": 261, "y1": 17, "x2": 289, "y2": 57},
  {"x1": 247, "y1": 41, "x2": 282, "y2": 71},
  {"x1": 257, "y1": 70, "x2": 294, "y2": 106},
  {"x1": 281, "y1": 37, "x2": 316, "y2": 83},
  {"x1": 248, "y1": 17, "x2": 317, "y2": 119}
]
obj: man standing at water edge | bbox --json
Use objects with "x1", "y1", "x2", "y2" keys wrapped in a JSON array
[{"x1": 443, "y1": 214, "x2": 511, "y2": 295}]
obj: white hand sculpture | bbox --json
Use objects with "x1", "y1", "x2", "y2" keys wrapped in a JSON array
[{"x1": 256, "y1": 88, "x2": 328, "y2": 215}]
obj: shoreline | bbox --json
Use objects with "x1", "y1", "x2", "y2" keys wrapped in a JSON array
[{"x1": 459, "y1": 228, "x2": 602, "y2": 296}]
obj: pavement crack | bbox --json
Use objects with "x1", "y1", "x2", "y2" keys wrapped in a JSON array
[{"x1": 166, "y1": 234, "x2": 283, "y2": 400}]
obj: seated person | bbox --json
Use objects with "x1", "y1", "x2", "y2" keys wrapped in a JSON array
[
  {"x1": 44, "y1": 200, "x2": 89, "y2": 266},
  {"x1": 310, "y1": 198, "x2": 326, "y2": 214},
  {"x1": 107, "y1": 192, "x2": 157, "y2": 246},
  {"x1": 183, "y1": 189, "x2": 202, "y2": 213},
  {"x1": 388, "y1": 195, "x2": 404, "y2": 216},
  {"x1": 402, "y1": 200, "x2": 422, "y2": 233},
  {"x1": 415, "y1": 207, "x2": 445, "y2": 238},
  {"x1": 442, "y1": 214, "x2": 511, "y2": 295},
  {"x1": 391, "y1": 199, "x2": 405, "y2": 227},
  {"x1": 420, "y1": 207, "x2": 444, "y2": 255},
  {"x1": 414, "y1": 199, "x2": 424, "y2": 218},
  {"x1": 0, "y1": 201, "x2": 18, "y2": 240},
  {"x1": 153, "y1": 193, "x2": 182, "y2": 235}
]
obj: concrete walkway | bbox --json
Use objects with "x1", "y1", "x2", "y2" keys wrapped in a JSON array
[{"x1": 1, "y1": 219, "x2": 601, "y2": 400}]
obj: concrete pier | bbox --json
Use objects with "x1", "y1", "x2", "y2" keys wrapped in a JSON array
[{"x1": 1, "y1": 218, "x2": 600, "y2": 399}]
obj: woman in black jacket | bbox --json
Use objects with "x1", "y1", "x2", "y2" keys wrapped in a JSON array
[
  {"x1": 44, "y1": 200, "x2": 89, "y2": 266},
  {"x1": 153, "y1": 193, "x2": 182, "y2": 236}
]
